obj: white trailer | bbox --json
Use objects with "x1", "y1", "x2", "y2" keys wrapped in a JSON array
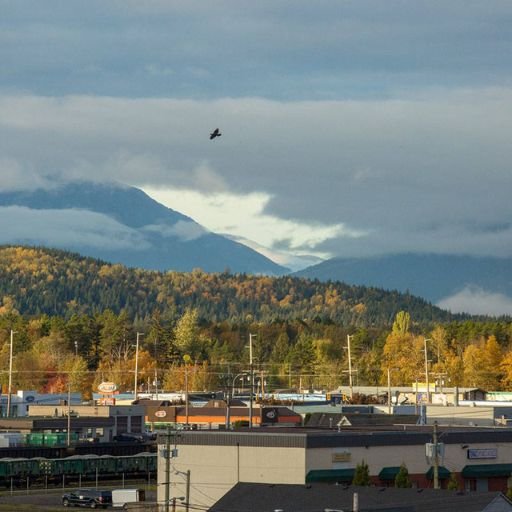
[{"x1": 112, "y1": 488, "x2": 145, "y2": 509}]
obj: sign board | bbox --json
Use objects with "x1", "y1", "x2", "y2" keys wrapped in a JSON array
[
  {"x1": 332, "y1": 452, "x2": 351, "y2": 463},
  {"x1": 97, "y1": 382, "x2": 117, "y2": 394},
  {"x1": 411, "y1": 382, "x2": 436, "y2": 392},
  {"x1": 467, "y1": 448, "x2": 497, "y2": 460},
  {"x1": 155, "y1": 410, "x2": 167, "y2": 418},
  {"x1": 99, "y1": 397, "x2": 116, "y2": 406},
  {"x1": 262, "y1": 407, "x2": 279, "y2": 423}
]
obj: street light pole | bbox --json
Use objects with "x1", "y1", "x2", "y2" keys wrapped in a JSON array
[
  {"x1": 7, "y1": 330, "x2": 16, "y2": 418},
  {"x1": 347, "y1": 335, "x2": 354, "y2": 399},
  {"x1": 424, "y1": 338, "x2": 431, "y2": 404},
  {"x1": 134, "y1": 332, "x2": 143, "y2": 401}
]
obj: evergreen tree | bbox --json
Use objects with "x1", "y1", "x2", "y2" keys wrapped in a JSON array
[
  {"x1": 447, "y1": 473, "x2": 459, "y2": 491},
  {"x1": 395, "y1": 463, "x2": 412, "y2": 488},
  {"x1": 352, "y1": 460, "x2": 371, "y2": 486}
]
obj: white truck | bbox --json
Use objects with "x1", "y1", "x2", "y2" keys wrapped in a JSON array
[{"x1": 112, "y1": 488, "x2": 145, "y2": 509}]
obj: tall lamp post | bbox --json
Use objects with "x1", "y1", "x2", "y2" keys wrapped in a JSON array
[
  {"x1": 424, "y1": 338, "x2": 432, "y2": 404},
  {"x1": 134, "y1": 332, "x2": 144, "y2": 401},
  {"x1": 6, "y1": 330, "x2": 16, "y2": 418}
]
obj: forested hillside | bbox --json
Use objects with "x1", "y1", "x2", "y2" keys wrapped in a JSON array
[
  {"x1": 0, "y1": 246, "x2": 455, "y2": 325},
  {"x1": 0, "y1": 246, "x2": 511, "y2": 399}
]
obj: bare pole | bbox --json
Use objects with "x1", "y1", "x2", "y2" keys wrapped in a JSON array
[
  {"x1": 185, "y1": 366, "x2": 189, "y2": 427},
  {"x1": 249, "y1": 334, "x2": 255, "y2": 428},
  {"x1": 7, "y1": 330, "x2": 15, "y2": 418},
  {"x1": 134, "y1": 332, "x2": 143, "y2": 401},
  {"x1": 433, "y1": 420, "x2": 440, "y2": 489},
  {"x1": 164, "y1": 425, "x2": 171, "y2": 512},
  {"x1": 67, "y1": 380, "x2": 71, "y2": 447},
  {"x1": 347, "y1": 335, "x2": 353, "y2": 399},
  {"x1": 154, "y1": 338, "x2": 159, "y2": 400},
  {"x1": 424, "y1": 338, "x2": 430, "y2": 404},
  {"x1": 387, "y1": 367, "x2": 391, "y2": 415},
  {"x1": 185, "y1": 469, "x2": 191, "y2": 512}
]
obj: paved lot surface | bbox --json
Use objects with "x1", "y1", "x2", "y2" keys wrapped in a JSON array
[{"x1": 0, "y1": 489, "x2": 157, "y2": 509}]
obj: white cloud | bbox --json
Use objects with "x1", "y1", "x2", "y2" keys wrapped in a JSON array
[
  {"x1": 0, "y1": 206, "x2": 151, "y2": 250},
  {"x1": 2, "y1": 90, "x2": 512, "y2": 263},
  {"x1": 142, "y1": 187, "x2": 356, "y2": 259},
  {"x1": 437, "y1": 286, "x2": 512, "y2": 317},
  {"x1": 0, "y1": 158, "x2": 51, "y2": 191},
  {"x1": 143, "y1": 220, "x2": 208, "y2": 241}
]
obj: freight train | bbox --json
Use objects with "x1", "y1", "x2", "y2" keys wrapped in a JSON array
[{"x1": 0, "y1": 452, "x2": 156, "y2": 487}]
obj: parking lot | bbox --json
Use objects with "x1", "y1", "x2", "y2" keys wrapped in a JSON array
[{"x1": 0, "y1": 489, "x2": 157, "y2": 510}]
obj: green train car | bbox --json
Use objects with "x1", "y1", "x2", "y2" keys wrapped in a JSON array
[{"x1": 0, "y1": 452, "x2": 156, "y2": 486}]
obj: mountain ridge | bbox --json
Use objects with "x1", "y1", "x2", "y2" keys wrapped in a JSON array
[
  {"x1": 0, "y1": 245, "x2": 465, "y2": 325},
  {"x1": 0, "y1": 181, "x2": 288, "y2": 275},
  {"x1": 293, "y1": 253, "x2": 512, "y2": 310}
]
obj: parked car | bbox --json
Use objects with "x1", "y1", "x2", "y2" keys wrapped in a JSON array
[
  {"x1": 113, "y1": 432, "x2": 155, "y2": 443},
  {"x1": 62, "y1": 489, "x2": 112, "y2": 508}
]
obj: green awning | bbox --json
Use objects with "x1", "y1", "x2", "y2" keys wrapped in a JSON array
[
  {"x1": 378, "y1": 467, "x2": 401, "y2": 481},
  {"x1": 426, "y1": 466, "x2": 451, "y2": 480},
  {"x1": 462, "y1": 464, "x2": 512, "y2": 478},
  {"x1": 306, "y1": 468, "x2": 355, "y2": 483}
]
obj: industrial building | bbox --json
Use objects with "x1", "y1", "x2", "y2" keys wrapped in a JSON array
[{"x1": 158, "y1": 427, "x2": 512, "y2": 509}]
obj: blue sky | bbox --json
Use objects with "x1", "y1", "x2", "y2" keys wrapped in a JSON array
[{"x1": 1, "y1": 1, "x2": 512, "y2": 312}]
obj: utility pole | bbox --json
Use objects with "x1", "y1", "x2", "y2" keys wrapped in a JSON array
[
  {"x1": 67, "y1": 380, "x2": 72, "y2": 447},
  {"x1": 165, "y1": 425, "x2": 171, "y2": 512},
  {"x1": 433, "y1": 421, "x2": 440, "y2": 489},
  {"x1": 185, "y1": 366, "x2": 189, "y2": 428},
  {"x1": 249, "y1": 333, "x2": 255, "y2": 429},
  {"x1": 154, "y1": 338, "x2": 159, "y2": 400},
  {"x1": 7, "y1": 330, "x2": 15, "y2": 418},
  {"x1": 134, "y1": 332, "x2": 143, "y2": 401},
  {"x1": 387, "y1": 367, "x2": 392, "y2": 415},
  {"x1": 185, "y1": 469, "x2": 191, "y2": 512}
]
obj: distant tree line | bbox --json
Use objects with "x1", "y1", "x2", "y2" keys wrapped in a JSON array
[{"x1": 0, "y1": 246, "x2": 511, "y2": 398}]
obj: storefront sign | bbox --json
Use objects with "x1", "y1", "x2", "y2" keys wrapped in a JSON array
[
  {"x1": 99, "y1": 397, "x2": 116, "y2": 405},
  {"x1": 332, "y1": 452, "x2": 351, "y2": 463},
  {"x1": 467, "y1": 448, "x2": 497, "y2": 459},
  {"x1": 98, "y1": 381, "x2": 117, "y2": 394}
]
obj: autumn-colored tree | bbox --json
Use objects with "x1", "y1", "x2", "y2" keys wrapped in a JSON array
[
  {"x1": 500, "y1": 351, "x2": 512, "y2": 388},
  {"x1": 444, "y1": 349, "x2": 464, "y2": 387},
  {"x1": 381, "y1": 313, "x2": 423, "y2": 385},
  {"x1": 480, "y1": 336, "x2": 503, "y2": 389},
  {"x1": 464, "y1": 336, "x2": 503, "y2": 389}
]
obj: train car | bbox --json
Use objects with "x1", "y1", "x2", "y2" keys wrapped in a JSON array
[{"x1": 0, "y1": 452, "x2": 157, "y2": 488}]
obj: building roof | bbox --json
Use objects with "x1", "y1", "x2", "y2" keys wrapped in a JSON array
[
  {"x1": 209, "y1": 482, "x2": 512, "y2": 512},
  {"x1": 174, "y1": 426, "x2": 512, "y2": 449},
  {"x1": 305, "y1": 412, "x2": 419, "y2": 428},
  {"x1": 0, "y1": 417, "x2": 115, "y2": 430}
]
